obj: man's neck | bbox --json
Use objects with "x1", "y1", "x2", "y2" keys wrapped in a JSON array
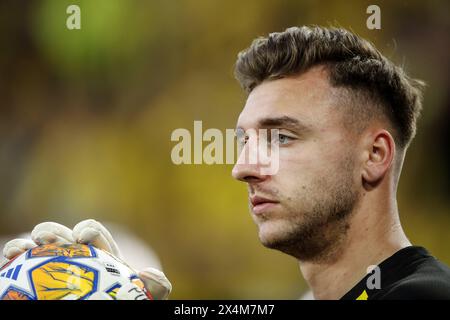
[{"x1": 298, "y1": 196, "x2": 411, "y2": 300}]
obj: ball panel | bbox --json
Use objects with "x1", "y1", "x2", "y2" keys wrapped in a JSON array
[
  {"x1": 26, "y1": 243, "x2": 96, "y2": 259},
  {"x1": 29, "y1": 257, "x2": 99, "y2": 300},
  {"x1": 0, "y1": 286, "x2": 34, "y2": 300}
]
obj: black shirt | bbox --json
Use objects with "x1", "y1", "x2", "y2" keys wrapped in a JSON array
[{"x1": 340, "y1": 246, "x2": 450, "y2": 300}]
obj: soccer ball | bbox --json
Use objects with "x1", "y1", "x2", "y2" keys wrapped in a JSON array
[{"x1": 0, "y1": 243, "x2": 150, "y2": 300}]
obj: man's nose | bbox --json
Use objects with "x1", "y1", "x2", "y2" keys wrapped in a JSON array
[{"x1": 231, "y1": 143, "x2": 269, "y2": 183}]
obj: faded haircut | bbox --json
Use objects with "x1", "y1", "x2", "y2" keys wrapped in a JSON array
[{"x1": 234, "y1": 26, "x2": 425, "y2": 149}]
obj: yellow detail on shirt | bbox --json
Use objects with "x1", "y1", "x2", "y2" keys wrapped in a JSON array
[{"x1": 356, "y1": 290, "x2": 368, "y2": 300}]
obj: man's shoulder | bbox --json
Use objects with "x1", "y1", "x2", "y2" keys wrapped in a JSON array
[{"x1": 375, "y1": 257, "x2": 450, "y2": 300}]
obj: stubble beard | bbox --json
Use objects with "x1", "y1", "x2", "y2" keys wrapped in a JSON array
[{"x1": 258, "y1": 159, "x2": 360, "y2": 264}]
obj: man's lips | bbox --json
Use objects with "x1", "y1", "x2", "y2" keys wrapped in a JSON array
[{"x1": 250, "y1": 196, "x2": 279, "y2": 215}]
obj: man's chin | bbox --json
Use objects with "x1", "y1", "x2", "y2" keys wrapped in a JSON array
[
  {"x1": 257, "y1": 225, "x2": 307, "y2": 259},
  {"x1": 257, "y1": 220, "x2": 294, "y2": 249}
]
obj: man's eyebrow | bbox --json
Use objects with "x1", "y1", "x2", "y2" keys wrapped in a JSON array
[
  {"x1": 257, "y1": 116, "x2": 309, "y2": 132},
  {"x1": 235, "y1": 116, "x2": 310, "y2": 134}
]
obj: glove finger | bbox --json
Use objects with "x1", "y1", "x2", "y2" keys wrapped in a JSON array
[
  {"x1": 73, "y1": 219, "x2": 122, "y2": 258},
  {"x1": 139, "y1": 267, "x2": 172, "y2": 300},
  {"x1": 116, "y1": 283, "x2": 149, "y2": 300},
  {"x1": 2, "y1": 239, "x2": 37, "y2": 259},
  {"x1": 31, "y1": 222, "x2": 74, "y2": 245}
]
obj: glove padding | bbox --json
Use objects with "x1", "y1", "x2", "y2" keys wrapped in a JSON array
[{"x1": 2, "y1": 219, "x2": 172, "y2": 300}]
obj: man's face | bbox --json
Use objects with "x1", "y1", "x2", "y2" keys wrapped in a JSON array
[{"x1": 232, "y1": 66, "x2": 361, "y2": 261}]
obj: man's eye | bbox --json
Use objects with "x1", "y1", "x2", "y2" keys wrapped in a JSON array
[{"x1": 274, "y1": 134, "x2": 292, "y2": 145}]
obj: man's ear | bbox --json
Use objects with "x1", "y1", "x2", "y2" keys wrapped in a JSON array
[{"x1": 361, "y1": 129, "x2": 395, "y2": 187}]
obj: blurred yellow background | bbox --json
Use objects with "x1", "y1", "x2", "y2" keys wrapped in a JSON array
[{"x1": 0, "y1": 0, "x2": 448, "y2": 298}]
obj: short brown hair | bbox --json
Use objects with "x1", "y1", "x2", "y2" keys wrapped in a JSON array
[{"x1": 234, "y1": 26, "x2": 425, "y2": 149}]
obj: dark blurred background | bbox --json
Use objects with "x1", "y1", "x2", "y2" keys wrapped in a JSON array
[{"x1": 0, "y1": 0, "x2": 448, "y2": 299}]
